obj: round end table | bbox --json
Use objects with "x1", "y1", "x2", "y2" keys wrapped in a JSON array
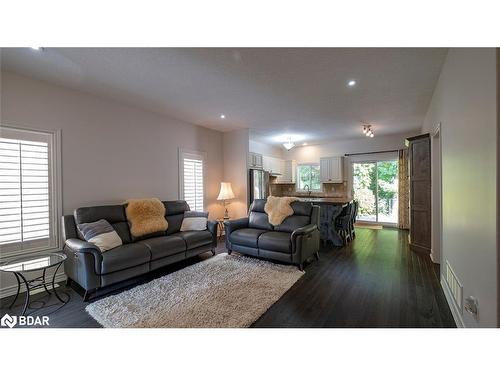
[{"x1": 0, "y1": 252, "x2": 69, "y2": 315}]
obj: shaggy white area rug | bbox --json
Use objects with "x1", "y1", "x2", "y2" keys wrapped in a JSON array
[{"x1": 86, "y1": 253, "x2": 304, "y2": 328}]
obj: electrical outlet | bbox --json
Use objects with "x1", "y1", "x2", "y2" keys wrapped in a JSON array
[{"x1": 464, "y1": 296, "x2": 479, "y2": 317}]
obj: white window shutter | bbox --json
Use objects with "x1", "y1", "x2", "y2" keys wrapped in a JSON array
[
  {"x1": 180, "y1": 151, "x2": 204, "y2": 212},
  {"x1": 0, "y1": 125, "x2": 60, "y2": 255},
  {"x1": 0, "y1": 138, "x2": 50, "y2": 245}
]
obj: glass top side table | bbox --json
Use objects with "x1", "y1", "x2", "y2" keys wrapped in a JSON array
[{"x1": 0, "y1": 252, "x2": 69, "y2": 315}]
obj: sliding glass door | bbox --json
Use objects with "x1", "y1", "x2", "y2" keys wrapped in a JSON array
[{"x1": 352, "y1": 159, "x2": 398, "y2": 224}]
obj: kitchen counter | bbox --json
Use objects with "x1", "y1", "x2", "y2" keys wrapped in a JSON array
[
  {"x1": 294, "y1": 197, "x2": 351, "y2": 204},
  {"x1": 291, "y1": 196, "x2": 352, "y2": 246}
]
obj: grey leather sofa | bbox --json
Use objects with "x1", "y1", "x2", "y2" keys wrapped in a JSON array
[
  {"x1": 62, "y1": 200, "x2": 217, "y2": 301},
  {"x1": 224, "y1": 199, "x2": 320, "y2": 270}
]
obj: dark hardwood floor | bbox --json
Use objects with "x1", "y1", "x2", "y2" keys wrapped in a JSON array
[{"x1": 0, "y1": 228, "x2": 456, "y2": 328}]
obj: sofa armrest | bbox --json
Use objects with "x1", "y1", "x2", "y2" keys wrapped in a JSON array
[
  {"x1": 223, "y1": 217, "x2": 249, "y2": 237},
  {"x1": 64, "y1": 238, "x2": 103, "y2": 264},
  {"x1": 207, "y1": 220, "x2": 218, "y2": 246},
  {"x1": 291, "y1": 224, "x2": 318, "y2": 242},
  {"x1": 291, "y1": 224, "x2": 320, "y2": 262},
  {"x1": 63, "y1": 238, "x2": 102, "y2": 290}
]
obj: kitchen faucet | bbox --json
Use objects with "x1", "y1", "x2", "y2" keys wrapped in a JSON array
[{"x1": 303, "y1": 184, "x2": 312, "y2": 196}]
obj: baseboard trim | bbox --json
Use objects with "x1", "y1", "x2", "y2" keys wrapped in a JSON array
[
  {"x1": 0, "y1": 273, "x2": 67, "y2": 300},
  {"x1": 441, "y1": 276, "x2": 465, "y2": 328}
]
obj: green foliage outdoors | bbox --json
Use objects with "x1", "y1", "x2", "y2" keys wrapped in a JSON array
[
  {"x1": 353, "y1": 161, "x2": 398, "y2": 216},
  {"x1": 298, "y1": 165, "x2": 321, "y2": 190}
]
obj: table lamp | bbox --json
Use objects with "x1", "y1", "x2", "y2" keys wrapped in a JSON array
[{"x1": 217, "y1": 182, "x2": 235, "y2": 219}]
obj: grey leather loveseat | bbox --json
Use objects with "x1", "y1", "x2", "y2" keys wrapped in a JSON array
[
  {"x1": 224, "y1": 199, "x2": 320, "y2": 270},
  {"x1": 62, "y1": 200, "x2": 217, "y2": 301}
]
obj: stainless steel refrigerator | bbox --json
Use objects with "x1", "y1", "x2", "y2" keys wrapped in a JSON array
[{"x1": 248, "y1": 169, "x2": 270, "y2": 206}]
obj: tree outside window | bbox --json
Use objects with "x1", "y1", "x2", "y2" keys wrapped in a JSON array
[{"x1": 297, "y1": 164, "x2": 321, "y2": 191}]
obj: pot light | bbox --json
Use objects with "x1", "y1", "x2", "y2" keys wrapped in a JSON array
[
  {"x1": 302, "y1": 142, "x2": 308, "y2": 146},
  {"x1": 220, "y1": 114, "x2": 226, "y2": 119},
  {"x1": 347, "y1": 80, "x2": 357, "y2": 87},
  {"x1": 30, "y1": 47, "x2": 42, "y2": 51}
]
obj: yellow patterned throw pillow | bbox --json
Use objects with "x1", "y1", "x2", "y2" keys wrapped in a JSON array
[{"x1": 125, "y1": 198, "x2": 168, "y2": 238}]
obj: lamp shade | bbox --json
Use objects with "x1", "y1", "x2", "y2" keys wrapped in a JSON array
[{"x1": 217, "y1": 182, "x2": 235, "y2": 200}]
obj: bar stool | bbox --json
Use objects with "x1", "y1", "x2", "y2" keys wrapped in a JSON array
[{"x1": 335, "y1": 201, "x2": 354, "y2": 245}]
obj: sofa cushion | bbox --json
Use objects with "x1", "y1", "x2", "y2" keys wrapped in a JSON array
[
  {"x1": 138, "y1": 236, "x2": 186, "y2": 260},
  {"x1": 248, "y1": 200, "x2": 273, "y2": 230},
  {"x1": 100, "y1": 242, "x2": 151, "y2": 274},
  {"x1": 163, "y1": 201, "x2": 190, "y2": 234},
  {"x1": 229, "y1": 228, "x2": 267, "y2": 248},
  {"x1": 172, "y1": 230, "x2": 212, "y2": 250},
  {"x1": 272, "y1": 201, "x2": 312, "y2": 233},
  {"x1": 74, "y1": 205, "x2": 132, "y2": 244},
  {"x1": 248, "y1": 211, "x2": 273, "y2": 230},
  {"x1": 273, "y1": 215, "x2": 311, "y2": 233},
  {"x1": 258, "y1": 231, "x2": 292, "y2": 253},
  {"x1": 290, "y1": 201, "x2": 313, "y2": 216}
]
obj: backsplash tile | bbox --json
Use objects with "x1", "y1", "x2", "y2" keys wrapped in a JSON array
[{"x1": 270, "y1": 180, "x2": 350, "y2": 199}]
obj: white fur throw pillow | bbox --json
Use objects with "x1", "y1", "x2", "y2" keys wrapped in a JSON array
[{"x1": 264, "y1": 196, "x2": 299, "y2": 225}]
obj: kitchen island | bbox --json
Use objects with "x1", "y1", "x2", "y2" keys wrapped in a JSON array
[{"x1": 295, "y1": 197, "x2": 351, "y2": 246}]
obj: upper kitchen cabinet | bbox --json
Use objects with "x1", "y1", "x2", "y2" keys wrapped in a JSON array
[
  {"x1": 277, "y1": 160, "x2": 296, "y2": 183},
  {"x1": 248, "y1": 152, "x2": 263, "y2": 169},
  {"x1": 320, "y1": 156, "x2": 343, "y2": 183},
  {"x1": 262, "y1": 155, "x2": 282, "y2": 175}
]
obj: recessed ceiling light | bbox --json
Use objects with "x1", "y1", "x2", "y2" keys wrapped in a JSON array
[
  {"x1": 30, "y1": 47, "x2": 41, "y2": 51},
  {"x1": 347, "y1": 80, "x2": 356, "y2": 87},
  {"x1": 302, "y1": 143, "x2": 308, "y2": 146},
  {"x1": 220, "y1": 114, "x2": 226, "y2": 119}
]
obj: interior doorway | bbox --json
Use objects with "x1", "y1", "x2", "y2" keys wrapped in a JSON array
[
  {"x1": 431, "y1": 123, "x2": 442, "y2": 264},
  {"x1": 352, "y1": 159, "x2": 399, "y2": 225}
]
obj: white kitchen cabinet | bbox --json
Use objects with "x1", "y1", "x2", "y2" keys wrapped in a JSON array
[
  {"x1": 262, "y1": 155, "x2": 282, "y2": 175},
  {"x1": 320, "y1": 156, "x2": 343, "y2": 183},
  {"x1": 277, "y1": 160, "x2": 296, "y2": 183},
  {"x1": 248, "y1": 152, "x2": 263, "y2": 169}
]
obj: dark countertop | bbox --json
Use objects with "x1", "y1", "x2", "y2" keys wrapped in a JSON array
[{"x1": 293, "y1": 197, "x2": 351, "y2": 205}]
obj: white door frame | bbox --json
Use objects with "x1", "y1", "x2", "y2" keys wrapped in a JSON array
[
  {"x1": 351, "y1": 155, "x2": 399, "y2": 226},
  {"x1": 430, "y1": 122, "x2": 443, "y2": 264}
]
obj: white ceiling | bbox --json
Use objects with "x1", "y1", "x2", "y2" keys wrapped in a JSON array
[{"x1": 1, "y1": 48, "x2": 447, "y2": 145}]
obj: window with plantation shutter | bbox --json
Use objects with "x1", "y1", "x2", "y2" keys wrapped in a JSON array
[
  {"x1": 179, "y1": 149, "x2": 205, "y2": 212},
  {"x1": 0, "y1": 125, "x2": 61, "y2": 255}
]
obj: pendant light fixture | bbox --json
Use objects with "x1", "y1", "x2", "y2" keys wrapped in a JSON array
[{"x1": 282, "y1": 137, "x2": 295, "y2": 151}]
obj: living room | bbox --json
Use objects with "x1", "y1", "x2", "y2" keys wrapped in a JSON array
[{"x1": 1, "y1": 2, "x2": 499, "y2": 375}]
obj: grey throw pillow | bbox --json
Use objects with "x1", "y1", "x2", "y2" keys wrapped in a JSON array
[
  {"x1": 77, "y1": 219, "x2": 122, "y2": 252},
  {"x1": 180, "y1": 211, "x2": 208, "y2": 231}
]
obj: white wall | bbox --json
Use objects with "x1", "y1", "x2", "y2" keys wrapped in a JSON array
[
  {"x1": 0, "y1": 71, "x2": 225, "y2": 297},
  {"x1": 286, "y1": 132, "x2": 418, "y2": 163},
  {"x1": 422, "y1": 48, "x2": 498, "y2": 327},
  {"x1": 223, "y1": 128, "x2": 249, "y2": 219},
  {"x1": 1, "y1": 71, "x2": 224, "y2": 218},
  {"x1": 249, "y1": 139, "x2": 283, "y2": 158}
]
